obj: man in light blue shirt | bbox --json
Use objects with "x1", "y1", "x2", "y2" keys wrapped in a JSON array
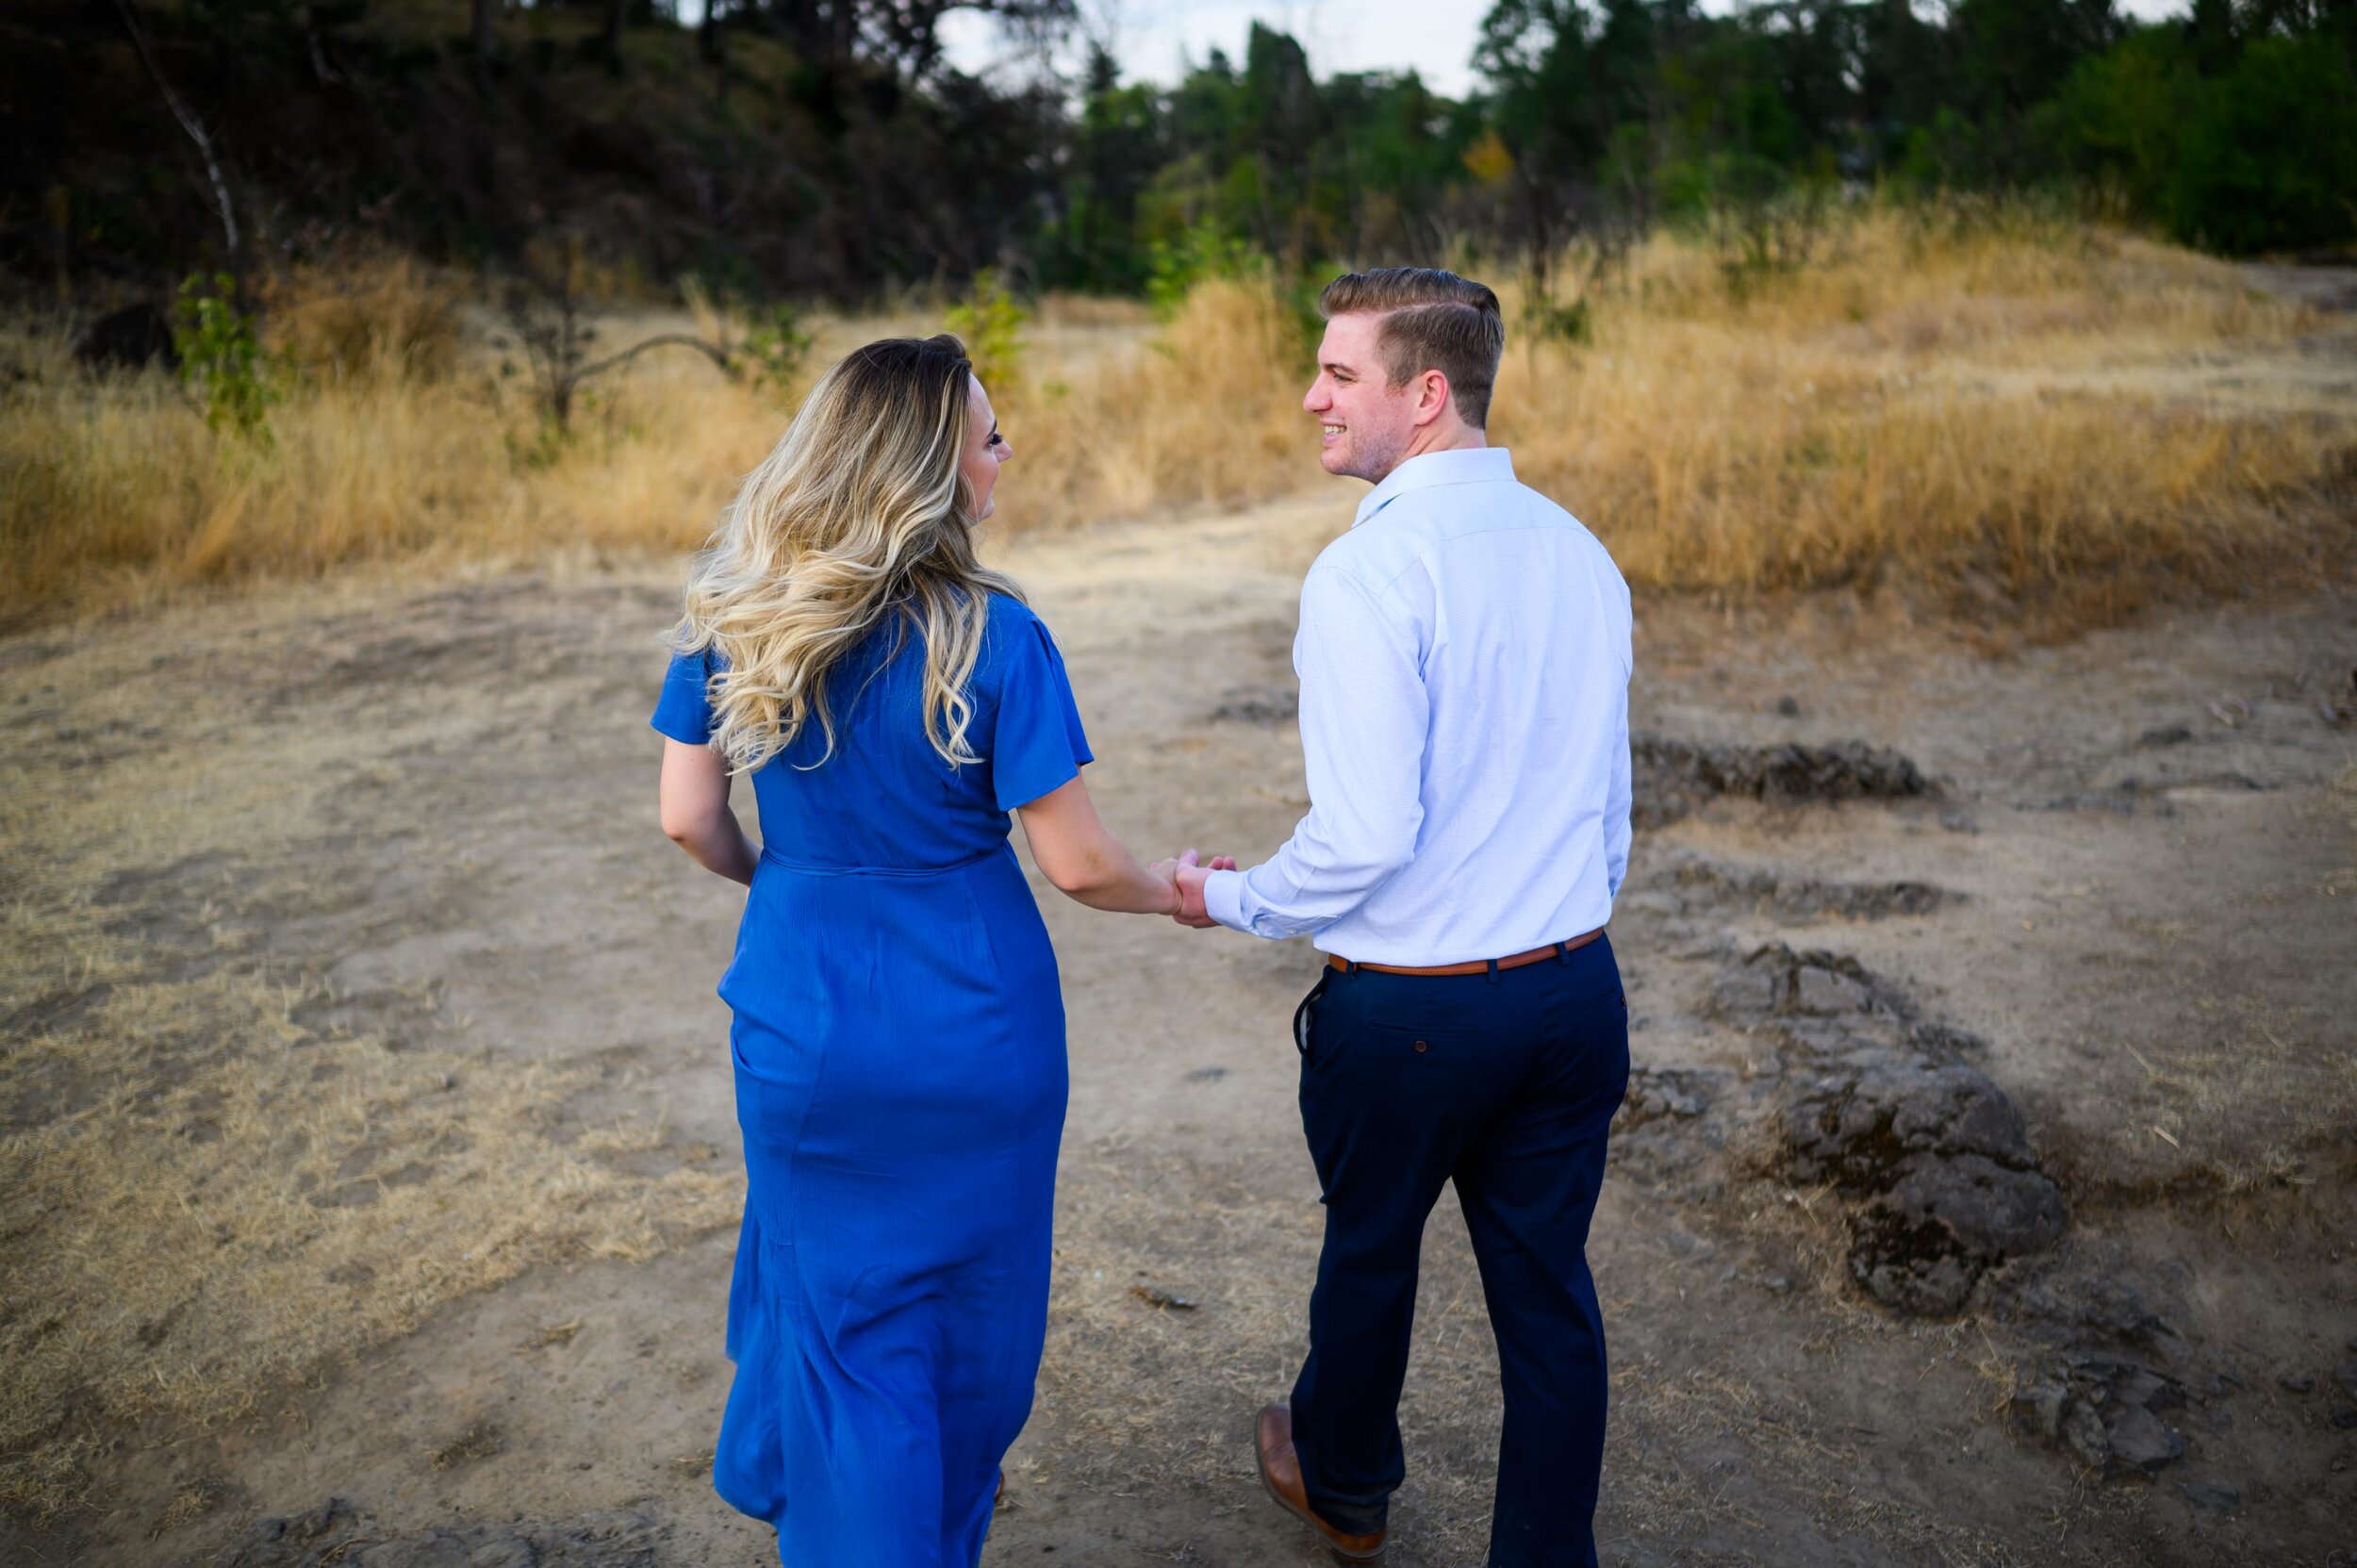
[{"x1": 1170, "y1": 269, "x2": 1633, "y2": 1568}]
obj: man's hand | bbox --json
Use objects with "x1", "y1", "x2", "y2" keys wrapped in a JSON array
[{"x1": 1146, "y1": 848, "x2": 1236, "y2": 928}]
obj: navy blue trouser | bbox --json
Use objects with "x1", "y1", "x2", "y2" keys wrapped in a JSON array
[{"x1": 1288, "y1": 934, "x2": 1629, "y2": 1568}]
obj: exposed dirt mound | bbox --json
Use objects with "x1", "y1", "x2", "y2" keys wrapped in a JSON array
[
  {"x1": 1664, "y1": 857, "x2": 1954, "y2": 920},
  {"x1": 1633, "y1": 735, "x2": 1932, "y2": 828}
]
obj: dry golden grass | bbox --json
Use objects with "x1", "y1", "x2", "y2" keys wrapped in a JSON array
[
  {"x1": 1009, "y1": 277, "x2": 1311, "y2": 524},
  {"x1": 0, "y1": 620, "x2": 736, "y2": 1523},
  {"x1": 3, "y1": 200, "x2": 2351, "y2": 633},
  {"x1": 0, "y1": 305, "x2": 770, "y2": 624},
  {"x1": 1494, "y1": 208, "x2": 2354, "y2": 624}
]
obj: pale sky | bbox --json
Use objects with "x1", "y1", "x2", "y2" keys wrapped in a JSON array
[{"x1": 941, "y1": 0, "x2": 2195, "y2": 100}]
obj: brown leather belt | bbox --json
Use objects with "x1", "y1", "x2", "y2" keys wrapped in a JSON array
[{"x1": 1327, "y1": 926, "x2": 1606, "y2": 977}]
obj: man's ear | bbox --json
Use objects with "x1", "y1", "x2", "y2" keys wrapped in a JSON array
[{"x1": 1411, "y1": 369, "x2": 1452, "y2": 427}]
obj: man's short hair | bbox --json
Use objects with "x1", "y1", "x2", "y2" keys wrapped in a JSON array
[{"x1": 1317, "y1": 267, "x2": 1506, "y2": 428}]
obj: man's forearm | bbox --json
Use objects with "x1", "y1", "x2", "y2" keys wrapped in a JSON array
[{"x1": 1202, "y1": 826, "x2": 1414, "y2": 939}]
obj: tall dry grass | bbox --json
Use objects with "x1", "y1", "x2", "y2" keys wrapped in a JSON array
[
  {"x1": 1493, "y1": 207, "x2": 2353, "y2": 621},
  {"x1": 0, "y1": 267, "x2": 774, "y2": 622},
  {"x1": 3, "y1": 201, "x2": 2350, "y2": 634}
]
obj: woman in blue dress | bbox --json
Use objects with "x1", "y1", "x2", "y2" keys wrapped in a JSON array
[{"x1": 651, "y1": 335, "x2": 1211, "y2": 1567}]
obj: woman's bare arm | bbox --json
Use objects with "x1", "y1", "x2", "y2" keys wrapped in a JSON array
[
  {"x1": 659, "y1": 738, "x2": 758, "y2": 885},
  {"x1": 1014, "y1": 774, "x2": 1182, "y2": 915}
]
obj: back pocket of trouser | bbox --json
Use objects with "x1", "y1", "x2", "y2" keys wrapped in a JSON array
[{"x1": 1360, "y1": 1022, "x2": 1482, "y2": 1062}]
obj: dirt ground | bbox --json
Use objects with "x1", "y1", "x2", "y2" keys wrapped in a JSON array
[
  {"x1": 7, "y1": 260, "x2": 2357, "y2": 1566},
  {"x1": 4, "y1": 475, "x2": 2353, "y2": 1566}
]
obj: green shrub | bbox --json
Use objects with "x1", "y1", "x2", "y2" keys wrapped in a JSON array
[
  {"x1": 946, "y1": 269, "x2": 1027, "y2": 398},
  {"x1": 2052, "y1": 26, "x2": 2357, "y2": 255},
  {"x1": 1145, "y1": 223, "x2": 1260, "y2": 320},
  {"x1": 172, "y1": 272, "x2": 281, "y2": 444},
  {"x1": 739, "y1": 302, "x2": 814, "y2": 400}
]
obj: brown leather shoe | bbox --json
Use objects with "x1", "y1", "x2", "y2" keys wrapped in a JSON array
[{"x1": 1255, "y1": 1403, "x2": 1387, "y2": 1563}]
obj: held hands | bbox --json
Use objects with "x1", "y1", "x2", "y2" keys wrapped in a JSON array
[{"x1": 1146, "y1": 848, "x2": 1236, "y2": 929}]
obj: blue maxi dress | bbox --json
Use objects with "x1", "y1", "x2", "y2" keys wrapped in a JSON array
[{"x1": 651, "y1": 592, "x2": 1090, "y2": 1567}]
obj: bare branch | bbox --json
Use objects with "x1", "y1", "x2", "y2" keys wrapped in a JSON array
[
  {"x1": 112, "y1": 0, "x2": 239, "y2": 258},
  {"x1": 568, "y1": 333, "x2": 734, "y2": 386}
]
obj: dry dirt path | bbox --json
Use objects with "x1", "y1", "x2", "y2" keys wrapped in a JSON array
[{"x1": 4, "y1": 492, "x2": 2354, "y2": 1568}]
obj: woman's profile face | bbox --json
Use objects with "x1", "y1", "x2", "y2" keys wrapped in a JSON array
[{"x1": 959, "y1": 374, "x2": 1012, "y2": 521}]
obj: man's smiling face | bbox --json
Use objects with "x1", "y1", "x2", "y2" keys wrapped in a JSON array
[{"x1": 1303, "y1": 312, "x2": 1416, "y2": 484}]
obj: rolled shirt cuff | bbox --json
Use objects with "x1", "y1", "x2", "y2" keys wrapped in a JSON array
[{"x1": 1202, "y1": 867, "x2": 1248, "y2": 933}]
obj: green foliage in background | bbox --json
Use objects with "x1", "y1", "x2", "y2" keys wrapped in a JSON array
[
  {"x1": 739, "y1": 303, "x2": 815, "y2": 401},
  {"x1": 2052, "y1": 18, "x2": 2357, "y2": 253},
  {"x1": 172, "y1": 272, "x2": 280, "y2": 445},
  {"x1": 947, "y1": 270, "x2": 1028, "y2": 399},
  {"x1": 1146, "y1": 223, "x2": 1262, "y2": 318},
  {"x1": 25, "y1": 0, "x2": 2354, "y2": 313}
]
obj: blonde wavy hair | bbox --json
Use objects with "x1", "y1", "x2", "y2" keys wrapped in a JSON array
[{"x1": 670, "y1": 333, "x2": 1024, "y2": 773}]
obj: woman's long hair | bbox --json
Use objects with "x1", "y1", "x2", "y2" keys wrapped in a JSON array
[{"x1": 671, "y1": 334, "x2": 1024, "y2": 773}]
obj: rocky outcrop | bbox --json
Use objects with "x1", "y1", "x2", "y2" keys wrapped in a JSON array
[
  {"x1": 1712, "y1": 943, "x2": 2066, "y2": 1317},
  {"x1": 1633, "y1": 735, "x2": 1931, "y2": 829},
  {"x1": 2010, "y1": 1354, "x2": 2188, "y2": 1477}
]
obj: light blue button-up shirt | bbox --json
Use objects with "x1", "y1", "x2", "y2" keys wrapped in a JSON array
[{"x1": 1201, "y1": 447, "x2": 1633, "y2": 966}]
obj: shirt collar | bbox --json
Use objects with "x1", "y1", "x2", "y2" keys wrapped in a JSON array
[{"x1": 1353, "y1": 446, "x2": 1515, "y2": 528}]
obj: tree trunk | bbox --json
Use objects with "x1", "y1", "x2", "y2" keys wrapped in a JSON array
[
  {"x1": 472, "y1": 0, "x2": 497, "y2": 61},
  {"x1": 604, "y1": 0, "x2": 628, "y2": 73},
  {"x1": 112, "y1": 0, "x2": 239, "y2": 262}
]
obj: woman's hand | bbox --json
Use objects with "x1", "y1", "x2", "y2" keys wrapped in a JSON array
[{"x1": 1147, "y1": 850, "x2": 1237, "y2": 928}]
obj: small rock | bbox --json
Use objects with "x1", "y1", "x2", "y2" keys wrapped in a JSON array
[
  {"x1": 2337, "y1": 1360, "x2": 2357, "y2": 1401},
  {"x1": 1210, "y1": 688, "x2": 1297, "y2": 726},
  {"x1": 1762, "y1": 1273, "x2": 1794, "y2": 1295},
  {"x1": 2104, "y1": 1405, "x2": 2186, "y2": 1475},
  {"x1": 2135, "y1": 725, "x2": 2194, "y2": 748},
  {"x1": 1619, "y1": 1065, "x2": 1713, "y2": 1125},
  {"x1": 1793, "y1": 966, "x2": 1872, "y2": 1015},
  {"x1": 1129, "y1": 1283, "x2": 1197, "y2": 1311},
  {"x1": 1774, "y1": 695, "x2": 1801, "y2": 717},
  {"x1": 2332, "y1": 1407, "x2": 2357, "y2": 1431},
  {"x1": 2059, "y1": 1399, "x2": 2110, "y2": 1469},
  {"x1": 1661, "y1": 1230, "x2": 1713, "y2": 1262},
  {"x1": 2279, "y1": 1372, "x2": 2316, "y2": 1394}
]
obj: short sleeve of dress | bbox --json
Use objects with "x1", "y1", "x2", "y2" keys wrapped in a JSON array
[
  {"x1": 989, "y1": 614, "x2": 1094, "y2": 812},
  {"x1": 651, "y1": 648, "x2": 717, "y2": 746}
]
